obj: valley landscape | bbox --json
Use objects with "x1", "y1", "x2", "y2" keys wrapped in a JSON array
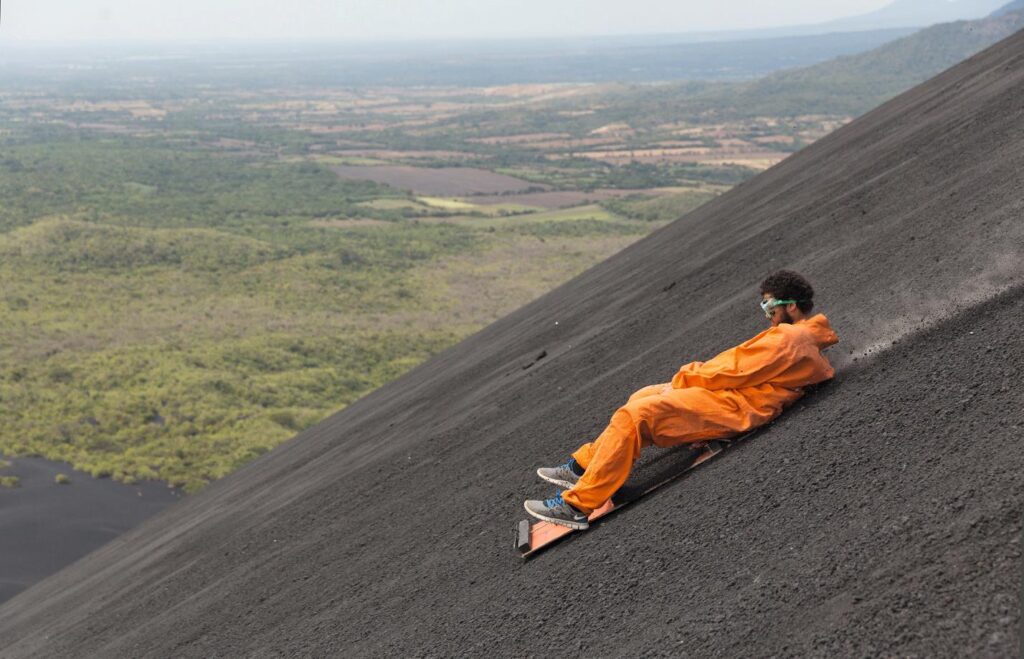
[
  {"x1": 0, "y1": 0, "x2": 1022, "y2": 653},
  {"x1": 3, "y1": 8, "x2": 1020, "y2": 494},
  {"x1": 0, "y1": 54, "x2": 867, "y2": 493}
]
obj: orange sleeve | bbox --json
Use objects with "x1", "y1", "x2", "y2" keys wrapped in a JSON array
[{"x1": 671, "y1": 329, "x2": 796, "y2": 391}]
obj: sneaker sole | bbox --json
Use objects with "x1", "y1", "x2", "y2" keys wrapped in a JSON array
[
  {"x1": 523, "y1": 501, "x2": 589, "y2": 530},
  {"x1": 536, "y1": 469, "x2": 578, "y2": 489}
]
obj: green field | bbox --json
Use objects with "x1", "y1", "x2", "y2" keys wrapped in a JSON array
[
  {"x1": 0, "y1": 61, "x2": 866, "y2": 492},
  {"x1": 0, "y1": 128, "x2": 670, "y2": 491}
]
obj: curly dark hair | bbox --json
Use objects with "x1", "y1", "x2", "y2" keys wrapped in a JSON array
[{"x1": 759, "y1": 270, "x2": 815, "y2": 313}]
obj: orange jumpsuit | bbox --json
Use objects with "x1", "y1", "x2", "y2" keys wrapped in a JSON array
[{"x1": 562, "y1": 314, "x2": 839, "y2": 512}]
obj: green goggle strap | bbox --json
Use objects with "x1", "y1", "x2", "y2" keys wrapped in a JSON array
[{"x1": 762, "y1": 298, "x2": 797, "y2": 310}]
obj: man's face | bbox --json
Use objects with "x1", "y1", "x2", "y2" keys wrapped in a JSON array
[{"x1": 761, "y1": 292, "x2": 794, "y2": 327}]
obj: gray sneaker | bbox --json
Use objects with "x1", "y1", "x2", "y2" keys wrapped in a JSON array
[
  {"x1": 537, "y1": 462, "x2": 581, "y2": 489},
  {"x1": 524, "y1": 493, "x2": 589, "y2": 529}
]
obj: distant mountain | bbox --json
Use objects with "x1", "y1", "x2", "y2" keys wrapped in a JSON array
[
  {"x1": 700, "y1": 9, "x2": 1024, "y2": 117},
  {"x1": 635, "y1": 0, "x2": 1009, "y2": 44},
  {"x1": 991, "y1": 0, "x2": 1024, "y2": 15},
  {"x1": 599, "y1": 6, "x2": 1024, "y2": 123},
  {"x1": 815, "y1": 0, "x2": 1008, "y2": 31}
]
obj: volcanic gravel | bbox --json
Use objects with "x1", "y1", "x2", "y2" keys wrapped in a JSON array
[{"x1": 2, "y1": 29, "x2": 1023, "y2": 659}]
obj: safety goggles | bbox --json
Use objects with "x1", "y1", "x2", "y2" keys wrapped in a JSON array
[{"x1": 760, "y1": 298, "x2": 797, "y2": 318}]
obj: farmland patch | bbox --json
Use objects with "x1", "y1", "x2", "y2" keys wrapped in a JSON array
[
  {"x1": 330, "y1": 165, "x2": 544, "y2": 196},
  {"x1": 466, "y1": 188, "x2": 686, "y2": 209}
]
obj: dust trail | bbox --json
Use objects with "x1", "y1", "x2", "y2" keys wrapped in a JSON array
[{"x1": 831, "y1": 250, "x2": 1023, "y2": 371}]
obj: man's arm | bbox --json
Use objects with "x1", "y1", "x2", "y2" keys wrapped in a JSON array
[{"x1": 671, "y1": 329, "x2": 796, "y2": 391}]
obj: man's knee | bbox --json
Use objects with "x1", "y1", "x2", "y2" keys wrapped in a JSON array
[
  {"x1": 610, "y1": 407, "x2": 649, "y2": 451},
  {"x1": 627, "y1": 383, "x2": 665, "y2": 403}
]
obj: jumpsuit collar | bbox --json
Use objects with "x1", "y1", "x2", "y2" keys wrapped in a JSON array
[{"x1": 795, "y1": 313, "x2": 839, "y2": 349}]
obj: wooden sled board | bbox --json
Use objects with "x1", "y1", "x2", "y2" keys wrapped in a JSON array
[{"x1": 515, "y1": 439, "x2": 733, "y2": 559}]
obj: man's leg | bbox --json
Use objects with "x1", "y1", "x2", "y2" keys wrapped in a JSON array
[
  {"x1": 569, "y1": 383, "x2": 666, "y2": 473},
  {"x1": 562, "y1": 385, "x2": 741, "y2": 513},
  {"x1": 526, "y1": 383, "x2": 678, "y2": 527},
  {"x1": 562, "y1": 407, "x2": 647, "y2": 513},
  {"x1": 525, "y1": 409, "x2": 640, "y2": 529},
  {"x1": 530, "y1": 386, "x2": 758, "y2": 526}
]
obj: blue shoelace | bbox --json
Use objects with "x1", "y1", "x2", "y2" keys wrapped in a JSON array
[{"x1": 544, "y1": 494, "x2": 565, "y2": 510}]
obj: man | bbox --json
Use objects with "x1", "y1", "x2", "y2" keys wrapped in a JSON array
[{"x1": 524, "y1": 270, "x2": 839, "y2": 529}]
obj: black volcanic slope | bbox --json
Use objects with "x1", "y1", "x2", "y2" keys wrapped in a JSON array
[{"x1": 2, "y1": 31, "x2": 1023, "y2": 659}]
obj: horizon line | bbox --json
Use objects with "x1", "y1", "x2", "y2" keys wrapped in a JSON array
[{"x1": 0, "y1": 24, "x2": 920, "y2": 51}]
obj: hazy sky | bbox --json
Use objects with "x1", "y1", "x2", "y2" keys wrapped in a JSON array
[{"x1": 2, "y1": 1, "x2": 900, "y2": 42}]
